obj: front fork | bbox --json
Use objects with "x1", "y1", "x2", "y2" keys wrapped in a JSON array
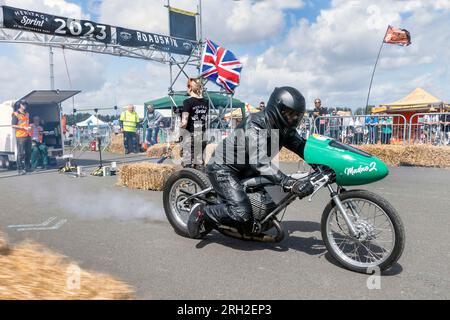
[{"x1": 327, "y1": 184, "x2": 359, "y2": 237}]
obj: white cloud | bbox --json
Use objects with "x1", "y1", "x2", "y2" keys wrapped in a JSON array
[
  {"x1": 2, "y1": 0, "x2": 86, "y2": 18},
  {"x1": 0, "y1": 0, "x2": 104, "y2": 108},
  {"x1": 0, "y1": 0, "x2": 448, "y2": 113},
  {"x1": 0, "y1": 44, "x2": 106, "y2": 100},
  {"x1": 240, "y1": 0, "x2": 450, "y2": 108},
  {"x1": 98, "y1": 0, "x2": 304, "y2": 45}
]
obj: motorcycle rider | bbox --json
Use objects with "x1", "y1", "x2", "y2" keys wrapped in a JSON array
[{"x1": 187, "y1": 86, "x2": 316, "y2": 238}]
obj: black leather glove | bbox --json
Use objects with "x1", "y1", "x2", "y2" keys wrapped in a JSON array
[
  {"x1": 281, "y1": 175, "x2": 297, "y2": 192},
  {"x1": 292, "y1": 179, "x2": 315, "y2": 199}
]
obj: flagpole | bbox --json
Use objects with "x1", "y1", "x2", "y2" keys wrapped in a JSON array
[{"x1": 366, "y1": 26, "x2": 390, "y2": 110}]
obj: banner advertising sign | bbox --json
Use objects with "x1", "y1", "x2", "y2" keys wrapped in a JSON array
[
  {"x1": 169, "y1": 7, "x2": 197, "y2": 41},
  {"x1": 1, "y1": 5, "x2": 112, "y2": 44},
  {"x1": 116, "y1": 27, "x2": 195, "y2": 56}
]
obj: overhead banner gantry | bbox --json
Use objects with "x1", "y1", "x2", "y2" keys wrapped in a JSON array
[{"x1": 0, "y1": 5, "x2": 200, "y2": 63}]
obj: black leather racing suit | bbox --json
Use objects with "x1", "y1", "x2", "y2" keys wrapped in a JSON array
[{"x1": 204, "y1": 110, "x2": 307, "y2": 233}]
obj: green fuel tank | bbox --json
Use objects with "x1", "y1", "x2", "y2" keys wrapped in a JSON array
[{"x1": 303, "y1": 135, "x2": 389, "y2": 186}]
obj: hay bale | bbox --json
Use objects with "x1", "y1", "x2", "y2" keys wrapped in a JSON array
[
  {"x1": 276, "y1": 144, "x2": 450, "y2": 168},
  {"x1": 147, "y1": 143, "x2": 215, "y2": 163},
  {"x1": 277, "y1": 148, "x2": 303, "y2": 162},
  {"x1": 0, "y1": 241, "x2": 133, "y2": 299},
  {"x1": 170, "y1": 144, "x2": 182, "y2": 160},
  {"x1": 402, "y1": 145, "x2": 450, "y2": 168},
  {"x1": 0, "y1": 230, "x2": 9, "y2": 255},
  {"x1": 356, "y1": 144, "x2": 450, "y2": 168},
  {"x1": 356, "y1": 145, "x2": 405, "y2": 166},
  {"x1": 117, "y1": 162, "x2": 176, "y2": 191},
  {"x1": 147, "y1": 143, "x2": 172, "y2": 158},
  {"x1": 107, "y1": 133, "x2": 125, "y2": 154}
]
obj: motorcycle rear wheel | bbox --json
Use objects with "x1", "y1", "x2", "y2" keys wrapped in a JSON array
[
  {"x1": 163, "y1": 168, "x2": 213, "y2": 238},
  {"x1": 321, "y1": 189, "x2": 405, "y2": 273}
]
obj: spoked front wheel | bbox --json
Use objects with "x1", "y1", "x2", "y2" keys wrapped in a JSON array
[{"x1": 321, "y1": 190, "x2": 405, "y2": 273}]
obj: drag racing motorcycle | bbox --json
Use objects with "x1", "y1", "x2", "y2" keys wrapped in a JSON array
[{"x1": 163, "y1": 135, "x2": 405, "y2": 273}]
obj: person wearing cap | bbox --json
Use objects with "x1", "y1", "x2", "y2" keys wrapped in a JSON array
[
  {"x1": 30, "y1": 116, "x2": 49, "y2": 169},
  {"x1": 120, "y1": 104, "x2": 140, "y2": 154},
  {"x1": 11, "y1": 100, "x2": 32, "y2": 174}
]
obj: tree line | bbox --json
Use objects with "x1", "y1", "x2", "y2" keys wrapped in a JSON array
[{"x1": 64, "y1": 113, "x2": 120, "y2": 126}]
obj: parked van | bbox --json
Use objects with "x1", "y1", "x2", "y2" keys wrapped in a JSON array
[{"x1": 0, "y1": 90, "x2": 80, "y2": 169}]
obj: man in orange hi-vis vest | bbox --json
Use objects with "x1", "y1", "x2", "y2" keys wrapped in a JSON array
[
  {"x1": 30, "y1": 116, "x2": 49, "y2": 170},
  {"x1": 11, "y1": 100, "x2": 32, "y2": 175}
]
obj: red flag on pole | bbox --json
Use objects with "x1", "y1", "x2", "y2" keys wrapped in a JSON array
[{"x1": 383, "y1": 25, "x2": 411, "y2": 46}]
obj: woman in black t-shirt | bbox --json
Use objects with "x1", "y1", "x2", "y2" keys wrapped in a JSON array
[{"x1": 180, "y1": 78, "x2": 209, "y2": 168}]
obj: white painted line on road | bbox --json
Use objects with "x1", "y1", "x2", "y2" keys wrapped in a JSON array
[
  {"x1": 16, "y1": 219, "x2": 67, "y2": 232},
  {"x1": 8, "y1": 216, "x2": 57, "y2": 229}
]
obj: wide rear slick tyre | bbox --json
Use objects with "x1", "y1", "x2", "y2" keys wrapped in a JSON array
[
  {"x1": 321, "y1": 190, "x2": 405, "y2": 274},
  {"x1": 163, "y1": 168, "x2": 212, "y2": 238}
]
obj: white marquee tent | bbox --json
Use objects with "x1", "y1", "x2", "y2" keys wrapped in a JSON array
[{"x1": 76, "y1": 115, "x2": 108, "y2": 127}]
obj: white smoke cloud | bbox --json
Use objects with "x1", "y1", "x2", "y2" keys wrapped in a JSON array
[{"x1": 17, "y1": 177, "x2": 165, "y2": 221}]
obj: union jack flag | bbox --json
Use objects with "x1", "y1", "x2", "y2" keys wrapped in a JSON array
[{"x1": 201, "y1": 39, "x2": 243, "y2": 93}]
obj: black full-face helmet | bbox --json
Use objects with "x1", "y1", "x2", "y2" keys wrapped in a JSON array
[{"x1": 265, "y1": 86, "x2": 306, "y2": 128}]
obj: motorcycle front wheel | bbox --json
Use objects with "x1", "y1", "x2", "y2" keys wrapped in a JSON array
[
  {"x1": 321, "y1": 190, "x2": 405, "y2": 273},
  {"x1": 163, "y1": 168, "x2": 213, "y2": 238}
]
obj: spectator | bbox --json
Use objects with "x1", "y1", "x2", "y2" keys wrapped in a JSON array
[
  {"x1": 30, "y1": 116, "x2": 49, "y2": 169},
  {"x1": 354, "y1": 116, "x2": 364, "y2": 145},
  {"x1": 120, "y1": 104, "x2": 140, "y2": 154},
  {"x1": 380, "y1": 114, "x2": 393, "y2": 144},
  {"x1": 346, "y1": 117, "x2": 355, "y2": 144},
  {"x1": 342, "y1": 114, "x2": 353, "y2": 143},
  {"x1": 11, "y1": 100, "x2": 32, "y2": 175},
  {"x1": 145, "y1": 104, "x2": 163, "y2": 146},
  {"x1": 313, "y1": 98, "x2": 328, "y2": 135},
  {"x1": 61, "y1": 114, "x2": 68, "y2": 139},
  {"x1": 329, "y1": 109, "x2": 341, "y2": 140},
  {"x1": 180, "y1": 77, "x2": 209, "y2": 168},
  {"x1": 439, "y1": 110, "x2": 450, "y2": 145},
  {"x1": 424, "y1": 109, "x2": 439, "y2": 144},
  {"x1": 366, "y1": 113, "x2": 379, "y2": 144}
]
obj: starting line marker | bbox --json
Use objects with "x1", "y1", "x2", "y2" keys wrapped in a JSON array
[{"x1": 8, "y1": 217, "x2": 67, "y2": 232}]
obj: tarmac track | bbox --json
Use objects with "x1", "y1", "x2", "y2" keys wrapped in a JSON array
[{"x1": 0, "y1": 158, "x2": 449, "y2": 299}]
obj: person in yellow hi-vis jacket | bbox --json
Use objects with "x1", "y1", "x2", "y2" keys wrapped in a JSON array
[{"x1": 120, "y1": 105, "x2": 140, "y2": 154}]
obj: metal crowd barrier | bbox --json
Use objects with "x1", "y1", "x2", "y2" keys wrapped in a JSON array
[
  {"x1": 298, "y1": 116, "x2": 314, "y2": 140},
  {"x1": 312, "y1": 114, "x2": 408, "y2": 145},
  {"x1": 70, "y1": 125, "x2": 112, "y2": 152},
  {"x1": 132, "y1": 112, "x2": 450, "y2": 147},
  {"x1": 408, "y1": 113, "x2": 450, "y2": 146}
]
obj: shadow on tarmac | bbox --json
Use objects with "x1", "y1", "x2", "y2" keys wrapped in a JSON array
[{"x1": 196, "y1": 219, "x2": 403, "y2": 275}]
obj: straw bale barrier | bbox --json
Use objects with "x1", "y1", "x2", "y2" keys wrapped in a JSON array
[
  {"x1": 117, "y1": 162, "x2": 176, "y2": 191},
  {"x1": 147, "y1": 143, "x2": 173, "y2": 158},
  {"x1": 107, "y1": 133, "x2": 125, "y2": 154},
  {"x1": 146, "y1": 143, "x2": 217, "y2": 163},
  {"x1": 0, "y1": 236, "x2": 133, "y2": 300},
  {"x1": 277, "y1": 144, "x2": 450, "y2": 168},
  {"x1": 170, "y1": 143, "x2": 182, "y2": 160},
  {"x1": 354, "y1": 145, "x2": 405, "y2": 166},
  {"x1": 400, "y1": 145, "x2": 450, "y2": 168}
]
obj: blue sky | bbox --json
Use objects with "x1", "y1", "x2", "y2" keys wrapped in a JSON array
[{"x1": 0, "y1": 0, "x2": 448, "y2": 112}]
